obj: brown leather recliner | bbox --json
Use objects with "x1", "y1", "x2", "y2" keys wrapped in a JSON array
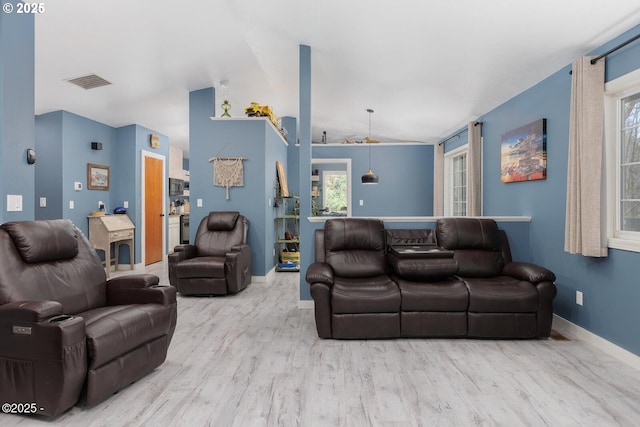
[
  {"x1": 436, "y1": 218, "x2": 557, "y2": 338},
  {"x1": 0, "y1": 219, "x2": 177, "y2": 417},
  {"x1": 305, "y1": 218, "x2": 400, "y2": 339},
  {"x1": 168, "y1": 211, "x2": 251, "y2": 295}
]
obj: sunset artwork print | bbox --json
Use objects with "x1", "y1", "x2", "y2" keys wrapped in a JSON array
[{"x1": 500, "y1": 119, "x2": 547, "y2": 183}]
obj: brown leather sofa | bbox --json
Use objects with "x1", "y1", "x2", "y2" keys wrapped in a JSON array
[
  {"x1": 305, "y1": 217, "x2": 556, "y2": 340},
  {"x1": 168, "y1": 211, "x2": 251, "y2": 295},
  {"x1": 0, "y1": 219, "x2": 177, "y2": 417}
]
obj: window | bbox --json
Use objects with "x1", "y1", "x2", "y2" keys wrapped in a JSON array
[
  {"x1": 323, "y1": 171, "x2": 348, "y2": 214},
  {"x1": 311, "y1": 158, "x2": 352, "y2": 217},
  {"x1": 605, "y1": 68, "x2": 640, "y2": 252},
  {"x1": 444, "y1": 145, "x2": 468, "y2": 216}
]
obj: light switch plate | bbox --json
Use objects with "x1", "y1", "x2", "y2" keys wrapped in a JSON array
[
  {"x1": 69, "y1": 200, "x2": 74, "y2": 209},
  {"x1": 197, "y1": 198, "x2": 203, "y2": 207},
  {"x1": 7, "y1": 195, "x2": 23, "y2": 212},
  {"x1": 39, "y1": 197, "x2": 47, "y2": 207}
]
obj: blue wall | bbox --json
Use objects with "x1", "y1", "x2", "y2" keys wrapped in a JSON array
[
  {"x1": 188, "y1": 87, "x2": 288, "y2": 276},
  {"x1": 34, "y1": 111, "x2": 63, "y2": 220},
  {"x1": 35, "y1": 112, "x2": 169, "y2": 264},
  {"x1": 312, "y1": 144, "x2": 434, "y2": 216},
  {"x1": 116, "y1": 123, "x2": 170, "y2": 262},
  {"x1": 479, "y1": 24, "x2": 640, "y2": 356},
  {"x1": 34, "y1": 111, "x2": 117, "y2": 232},
  {"x1": 282, "y1": 116, "x2": 299, "y2": 196},
  {"x1": 1, "y1": 3, "x2": 35, "y2": 222}
]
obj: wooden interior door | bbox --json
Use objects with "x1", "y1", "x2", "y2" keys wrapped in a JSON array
[{"x1": 145, "y1": 155, "x2": 164, "y2": 265}]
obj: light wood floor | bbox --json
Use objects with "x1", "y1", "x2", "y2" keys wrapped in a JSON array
[{"x1": 5, "y1": 261, "x2": 640, "y2": 426}]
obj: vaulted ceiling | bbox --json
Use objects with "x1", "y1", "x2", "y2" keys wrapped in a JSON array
[{"x1": 34, "y1": 1, "x2": 640, "y2": 155}]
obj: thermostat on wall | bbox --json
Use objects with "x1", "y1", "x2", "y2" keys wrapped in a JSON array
[{"x1": 74, "y1": 182, "x2": 83, "y2": 191}]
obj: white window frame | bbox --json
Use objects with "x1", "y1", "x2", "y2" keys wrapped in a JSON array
[
  {"x1": 443, "y1": 144, "x2": 468, "y2": 216},
  {"x1": 604, "y1": 67, "x2": 640, "y2": 253}
]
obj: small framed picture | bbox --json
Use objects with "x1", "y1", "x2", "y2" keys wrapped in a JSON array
[{"x1": 87, "y1": 163, "x2": 110, "y2": 190}]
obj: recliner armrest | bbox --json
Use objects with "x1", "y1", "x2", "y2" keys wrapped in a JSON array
[
  {"x1": 230, "y1": 244, "x2": 248, "y2": 252},
  {"x1": 0, "y1": 300, "x2": 63, "y2": 322},
  {"x1": 168, "y1": 244, "x2": 197, "y2": 263},
  {"x1": 0, "y1": 303, "x2": 87, "y2": 417},
  {"x1": 305, "y1": 262, "x2": 334, "y2": 286},
  {"x1": 502, "y1": 261, "x2": 556, "y2": 284},
  {"x1": 106, "y1": 274, "x2": 177, "y2": 306}
]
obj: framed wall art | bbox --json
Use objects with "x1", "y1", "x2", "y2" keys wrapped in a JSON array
[
  {"x1": 87, "y1": 163, "x2": 110, "y2": 190},
  {"x1": 500, "y1": 118, "x2": 547, "y2": 183},
  {"x1": 276, "y1": 160, "x2": 289, "y2": 197}
]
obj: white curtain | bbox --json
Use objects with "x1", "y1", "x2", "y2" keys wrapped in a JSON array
[
  {"x1": 467, "y1": 121, "x2": 482, "y2": 216},
  {"x1": 433, "y1": 143, "x2": 444, "y2": 216},
  {"x1": 564, "y1": 56, "x2": 608, "y2": 257}
]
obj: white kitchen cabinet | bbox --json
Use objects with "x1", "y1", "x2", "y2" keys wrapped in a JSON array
[{"x1": 168, "y1": 215, "x2": 181, "y2": 253}]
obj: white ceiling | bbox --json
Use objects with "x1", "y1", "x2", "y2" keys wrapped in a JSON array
[{"x1": 34, "y1": 1, "x2": 640, "y2": 156}]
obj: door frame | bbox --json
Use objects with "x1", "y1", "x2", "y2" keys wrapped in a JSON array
[{"x1": 141, "y1": 150, "x2": 167, "y2": 264}]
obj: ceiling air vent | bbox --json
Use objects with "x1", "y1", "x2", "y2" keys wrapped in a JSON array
[{"x1": 65, "y1": 74, "x2": 111, "y2": 90}]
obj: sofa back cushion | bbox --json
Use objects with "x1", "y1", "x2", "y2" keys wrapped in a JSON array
[
  {"x1": 436, "y1": 218, "x2": 505, "y2": 277},
  {"x1": 385, "y1": 228, "x2": 435, "y2": 247},
  {"x1": 324, "y1": 218, "x2": 386, "y2": 278},
  {"x1": 195, "y1": 212, "x2": 248, "y2": 257},
  {"x1": 0, "y1": 220, "x2": 107, "y2": 314}
]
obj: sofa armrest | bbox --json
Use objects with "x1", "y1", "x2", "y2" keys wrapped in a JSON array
[
  {"x1": 106, "y1": 274, "x2": 177, "y2": 306},
  {"x1": 502, "y1": 261, "x2": 556, "y2": 284},
  {"x1": 305, "y1": 262, "x2": 334, "y2": 286},
  {"x1": 0, "y1": 300, "x2": 63, "y2": 322},
  {"x1": 225, "y1": 244, "x2": 252, "y2": 293},
  {"x1": 306, "y1": 262, "x2": 334, "y2": 338}
]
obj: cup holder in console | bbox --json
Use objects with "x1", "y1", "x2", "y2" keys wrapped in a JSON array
[{"x1": 48, "y1": 315, "x2": 74, "y2": 323}]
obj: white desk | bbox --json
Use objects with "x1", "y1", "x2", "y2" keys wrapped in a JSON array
[{"x1": 88, "y1": 215, "x2": 135, "y2": 278}]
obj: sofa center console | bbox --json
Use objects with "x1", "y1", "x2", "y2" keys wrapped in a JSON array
[{"x1": 388, "y1": 245, "x2": 454, "y2": 258}]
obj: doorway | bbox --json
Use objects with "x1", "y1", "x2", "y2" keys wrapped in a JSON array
[{"x1": 142, "y1": 151, "x2": 166, "y2": 265}]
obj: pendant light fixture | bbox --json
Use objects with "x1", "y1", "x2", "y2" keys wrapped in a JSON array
[{"x1": 361, "y1": 108, "x2": 379, "y2": 184}]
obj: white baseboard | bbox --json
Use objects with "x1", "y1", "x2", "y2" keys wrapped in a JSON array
[
  {"x1": 298, "y1": 300, "x2": 314, "y2": 309},
  {"x1": 553, "y1": 314, "x2": 640, "y2": 372},
  {"x1": 108, "y1": 262, "x2": 142, "y2": 273},
  {"x1": 252, "y1": 266, "x2": 276, "y2": 283}
]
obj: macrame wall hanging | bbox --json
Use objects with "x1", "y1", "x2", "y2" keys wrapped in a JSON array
[{"x1": 209, "y1": 142, "x2": 246, "y2": 200}]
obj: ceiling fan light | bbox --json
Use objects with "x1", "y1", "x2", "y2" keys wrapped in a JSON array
[{"x1": 361, "y1": 168, "x2": 379, "y2": 184}]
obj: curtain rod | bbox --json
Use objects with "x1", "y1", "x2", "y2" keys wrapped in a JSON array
[
  {"x1": 569, "y1": 32, "x2": 640, "y2": 74},
  {"x1": 438, "y1": 122, "x2": 483, "y2": 146},
  {"x1": 591, "y1": 32, "x2": 640, "y2": 65}
]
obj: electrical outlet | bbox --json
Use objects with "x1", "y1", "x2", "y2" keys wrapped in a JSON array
[
  {"x1": 39, "y1": 197, "x2": 47, "y2": 207},
  {"x1": 123, "y1": 201, "x2": 129, "y2": 208},
  {"x1": 197, "y1": 198, "x2": 203, "y2": 207},
  {"x1": 69, "y1": 200, "x2": 74, "y2": 209},
  {"x1": 98, "y1": 201, "x2": 104, "y2": 210},
  {"x1": 576, "y1": 290, "x2": 583, "y2": 306},
  {"x1": 359, "y1": 200, "x2": 364, "y2": 206}
]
